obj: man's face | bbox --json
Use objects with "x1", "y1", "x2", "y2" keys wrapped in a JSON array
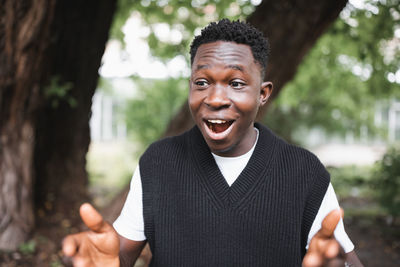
[{"x1": 189, "y1": 41, "x2": 272, "y2": 157}]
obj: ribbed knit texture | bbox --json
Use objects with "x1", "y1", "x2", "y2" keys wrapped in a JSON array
[{"x1": 140, "y1": 123, "x2": 330, "y2": 267}]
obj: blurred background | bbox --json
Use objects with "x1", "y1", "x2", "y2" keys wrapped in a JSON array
[{"x1": 0, "y1": 0, "x2": 399, "y2": 266}]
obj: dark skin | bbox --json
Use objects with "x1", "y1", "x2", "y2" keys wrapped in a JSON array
[
  {"x1": 189, "y1": 41, "x2": 272, "y2": 157},
  {"x1": 62, "y1": 41, "x2": 364, "y2": 267}
]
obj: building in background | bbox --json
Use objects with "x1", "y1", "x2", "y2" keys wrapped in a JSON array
[{"x1": 90, "y1": 78, "x2": 135, "y2": 142}]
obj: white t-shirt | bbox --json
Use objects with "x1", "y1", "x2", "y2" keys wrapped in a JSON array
[{"x1": 114, "y1": 129, "x2": 354, "y2": 253}]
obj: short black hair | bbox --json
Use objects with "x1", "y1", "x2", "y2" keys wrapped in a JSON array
[{"x1": 190, "y1": 19, "x2": 270, "y2": 72}]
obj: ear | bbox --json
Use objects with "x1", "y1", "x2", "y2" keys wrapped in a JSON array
[{"x1": 259, "y1": 81, "x2": 273, "y2": 106}]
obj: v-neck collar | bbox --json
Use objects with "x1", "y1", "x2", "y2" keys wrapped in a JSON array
[{"x1": 189, "y1": 123, "x2": 277, "y2": 209}]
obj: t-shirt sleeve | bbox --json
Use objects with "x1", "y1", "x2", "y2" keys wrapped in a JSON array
[
  {"x1": 306, "y1": 183, "x2": 354, "y2": 253},
  {"x1": 113, "y1": 165, "x2": 146, "y2": 241}
]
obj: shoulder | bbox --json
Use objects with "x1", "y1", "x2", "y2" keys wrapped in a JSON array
[
  {"x1": 258, "y1": 123, "x2": 329, "y2": 180},
  {"x1": 140, "y1": 127, "x2": 195, "y2": 162},
  {"x1": 283, "y1": 142, "x2": 326, "y2": 172}
]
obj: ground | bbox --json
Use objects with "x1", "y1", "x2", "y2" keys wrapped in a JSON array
[
  {"x1": 341, "y1": 197, "x2": 400, "y2": 266},
  {"x1": 345, "y1": 216, "x2": 400, "y2": 266}
]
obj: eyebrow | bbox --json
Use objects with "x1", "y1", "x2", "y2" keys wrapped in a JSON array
[
  {"x1": 225, "y1": 64, "x2": 244, "y2": 72},
  {"x1": 196, "y1": 64, "x2": 210, "y2": 70},
  {"x1": 195, "y1": 64, "x2": 244, "y2": 72}
]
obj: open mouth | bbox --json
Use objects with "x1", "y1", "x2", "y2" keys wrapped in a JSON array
[{"x1": 205, "y1": 119, "x2": 234, "y2": 133}]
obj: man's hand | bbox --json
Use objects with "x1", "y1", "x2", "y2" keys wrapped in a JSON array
[
  {"x1": 62, "y1": 203, "x2": 120, "y2": 267},
  {"x1": 303, "y1": 209, "x2": 345, "y2": 267}
]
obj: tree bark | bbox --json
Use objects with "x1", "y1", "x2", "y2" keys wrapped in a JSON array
[
  {"x1": 0, "y1": 0, "x2": 116, "y2": 250},
  {"x1": 248, "y1": 0, "x2": 348, "y2": 120},
  {"x1": 33, "y1": 0, "x2": 116, "y2": 226},
  {"x1": 0, "y1": 0, "x2": 53, "y2": 250}
]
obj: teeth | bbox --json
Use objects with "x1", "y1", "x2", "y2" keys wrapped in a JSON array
[{"x1": 208, "y1": 119, "x2": 226, "y2": 124}]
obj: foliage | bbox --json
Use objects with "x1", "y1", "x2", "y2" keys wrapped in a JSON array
[
  {"x1": 264, "y1": 0, "x2": 400, "y2": 144},
  {"x1": 326, "y1": 146, "x2": 400, "y2": 220},
  {"x1": 18, "y1": 240, "x2": 36, "y2": 255},
  {"x1": 111, "y1": 0, "x2": 259, "y2": 61},
  {"x1": 125, "y1": 77, "x2": 188, "y2": 153},
  {"x1": 372, "y1": 146, "x2": 400, "y2": 218},
  {"x1": 328, "y1": 165, "x2": 374, "y2": 198},
  {"x1": 50, "y1": 260, "x2": 63, "y2": 267},
  {"x1": 44, "y1": 76, "x2": 77, "y2": 108},
  {"x1": 97, "y1": 77, "x2": 116, "y2": 96}
]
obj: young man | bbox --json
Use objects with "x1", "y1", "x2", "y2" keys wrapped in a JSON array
[{"x1": 63, "y1": 19, "x2": 363, "y2": 266}]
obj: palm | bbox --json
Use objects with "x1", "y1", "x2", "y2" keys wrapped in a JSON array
[{"x1": 63, "y1": 203, "x2": 120, "y2": 267}]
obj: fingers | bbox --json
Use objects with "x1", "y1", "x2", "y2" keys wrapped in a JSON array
[
  {"x1": 324, "y1": 239, "x2": 340, "y2": 259},
  {"x1": 62, "y1": 234, "x2": 80, "y2": 257},
  {"x1": 303, "y1": 240, "x2": 341, "y2": 267},
  {"x1": 319, "y1": 208, "x2": 343, "y2": 238},
  {"x1": 79, "y1": 203, "x2": 110, "y2": 233},
  {"x1": 303, "y1": 208, "x2": 345, "y2": 267},
  {"x1": 303, "y1": 251, "x2": 323, "y2": 267},
  {"x1": 72, "y1": 256, "x2": 90, "y2": 267}
]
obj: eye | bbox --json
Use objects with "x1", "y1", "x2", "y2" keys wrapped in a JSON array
[
  {"x1": 194, "y1": 79, "x2": 209, "y2": 89},
  {"x1": 230, "y1": 80, "x2": 246, "y2": 89}
]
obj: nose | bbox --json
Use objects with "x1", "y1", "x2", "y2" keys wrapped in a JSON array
[{"x1": 204, "y1": 84, "x2": 231, "y2": 109}]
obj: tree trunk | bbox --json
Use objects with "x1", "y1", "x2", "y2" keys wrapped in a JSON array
[
  {"x1": 248, "y1": 0, "x2": 348, "y2": 120},
  {"x1": 103, "y1": 0, "x2": 348, "y2": 221},
  {"x1": 33, "y1": 0, "x2": 116, "y2": 227},
  {"x1": 0, "y1": 0, "x2": 116, "y2": 250}
]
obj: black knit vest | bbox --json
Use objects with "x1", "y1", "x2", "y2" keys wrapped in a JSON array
[{"x1": 139, "y1": 123, "x2": 329, "y2": 266}]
